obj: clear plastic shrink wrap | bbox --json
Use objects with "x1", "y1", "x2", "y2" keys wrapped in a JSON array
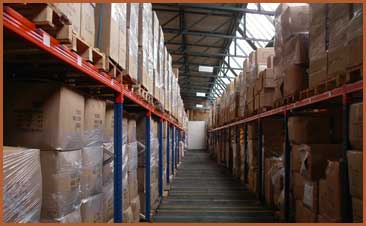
[{"x1": 3, "y1": 146, "x2": 42, "y2": 223}]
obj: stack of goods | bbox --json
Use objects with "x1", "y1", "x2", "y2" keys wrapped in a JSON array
[
  {"x1": 247, "y1": 122, "x2": 258, "y2": 193},
  {"x1": 136, "y1": 114, "x2": 160, "y2": 219},
  {"x1": 347, "y1": 102, "x2": 363, "y2": 222},
  {"x1": 137, "y1": 3, "x2": 154, "y2": 93},
  {"x1": 309, "y1": 4, "x2": 362, "y2": 88},
  {"x1": 239, "y1": 127, "x2": 246, "y2": 184},
  {"x1": 79, "y1": 97, "x2": 105, "y2": 223},
  {"x1": 288, "y1": 114, "x2": 343, "y2": 222},
  {"x1": 264, "y1": 157, "x2": 284, "y2": 218},
  {"x1": 3, "y1": 147, "x2": 42, "y2": 223},
  {"x1": 252, "y1": 48, "x2": 275, "y2": 112},
  {"x1": 4, "y1": 81, "x2": 86, "y2": 223},
  {"x1": 274, "y1": 4, "x2": 310, "y2": 102},
  {"x1": 95, "y1": 3, "x2": 127, "y2": 81}
]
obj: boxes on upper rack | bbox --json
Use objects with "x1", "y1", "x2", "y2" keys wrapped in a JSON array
[
  {"x1": 126, "y1": 3, "x2": 139, "y2": 81},
  {"x1": 3, "y1": 146, "x2": 42, "y2": 223},
  {"x1": 94, "y1": 3, "x2": 127, "y2": 69}
]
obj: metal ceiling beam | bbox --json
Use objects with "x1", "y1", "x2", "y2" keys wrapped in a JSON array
[
  {"x1": 223, "y1": 60, "x2": 238, "y2": 77},
  {"x1": 171, "y1": 62, "x2": 243, "y2": 70},
  {"x1": 169, "y1": 49, "x2": 248, "y2": 59},
  {"x1": 237, "y1": 26, "x2": 257, "y2": 50},
  {"x1": 165, "y1": 41, "x2": 223, "y2": 49},
  {"x1": 153, "y1": 4, "x2": 275, "y2": 16},
  {"x1": 163, "y1": 28, "x2": 271, "y2": 42},
  {"x1": 152, "y1": 7, "x2": 233, "y2": 18}
]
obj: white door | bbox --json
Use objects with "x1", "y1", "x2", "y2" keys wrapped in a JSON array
[{"x1": 188, "y1": 121, "x2": 207, "y2": 149}]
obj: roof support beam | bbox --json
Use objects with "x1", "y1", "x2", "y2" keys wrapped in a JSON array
[
  {"x1": 171, "y1": 62, "x2": 243, "y2": 71},
  {"x1": 154, "y1": 4, "x2": 276, "y2": 16},
  {"x1": 170, "y1": 50, "x2": 248, "y2": 59},
  {"x1": 163, "y1": 28, "x2": 271, "y2": 42},
  {"x1": 165, "y1": 41, "x2": 223, "y2": 49},
  {"x1": 223, "y1": 61, "x2": 238, "y2": 77}
]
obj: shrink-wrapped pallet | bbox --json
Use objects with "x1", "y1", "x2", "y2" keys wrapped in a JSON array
[{"x1": 3, "y1": 146, "x2": 42, "y2": 223}]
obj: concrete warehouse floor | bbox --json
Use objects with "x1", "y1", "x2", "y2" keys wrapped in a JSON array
[{"x1": 154, "y1": 149, "x2": 275, "y2": 223}]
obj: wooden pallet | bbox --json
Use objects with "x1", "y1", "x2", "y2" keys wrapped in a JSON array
[
  {"x1": 103, "y1": 57, "x2": 123, "y2": 81},
  {"x1": 272, "y1": 98, "x2": 284, "y2": 108},
  {"x1": 258, "y1": 106, "x2": 272, "y2": 113},
  {"x1": 283, "y1": 92, "x2": 300, "y2": 105},
  {"x1": 299, "y1": 88, "x2": 315, "y2": 100},
  {"x1": 346, "y1": 64, "x2": 362, "y2": 83},
  {"x1": 123, "y1": 73, "x2": 137, "y2": 87},
  {"x1": 153, "y1": 98, "x2": 164, "y2": 112},
  {"x1": 132, "y1": 84, "x2": 154, "y2": 104}
]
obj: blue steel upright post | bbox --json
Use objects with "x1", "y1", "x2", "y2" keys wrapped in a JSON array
[
  {"x1": 166, "y1": 123, "x2": 170, "y2": 184},
  {"x1": 158, "y1": 118, "x2": 163, "y2": 197},
  {"x1": 113, "y1": 94, "x2": 123, "y2": 223},
  {"x1": 145, "y1": 111, "x2": 151, "y2": 222},
  {"x1": 171, "y1": 126, "x2": 175, "y2": 176}
]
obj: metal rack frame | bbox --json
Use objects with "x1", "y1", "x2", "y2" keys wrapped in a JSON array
[
  {"x1": 3, "y1": 6, "x2": 185, "y2": 223},
  {"x1": 208, "y1": 80, "x2": 362, "y2": 222}
]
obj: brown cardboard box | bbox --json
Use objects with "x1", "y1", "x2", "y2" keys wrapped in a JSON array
[
  {"x1": 102, "y1": 182, "x2": 113, "y2": 221},
  {"x1": 297, "y1": 144, "x2": 342, "y2": 180},
  {"x1": 84, "y1": 97, "x2": 106, "y2": 132},
  {"x1": 4, "y1": 82, "x2": 84, "y2": 151},
  {"x1": 264, "y1": 157, "x2": 282, "y2": 207},
  {"x1": 248, "y1": 168, "x2": 258, "y2": 193},
  {"x1": 352, "y1": 197, "x2": 363, "y2": 223},
  {"x1": 303, "y1": 180, "x2": 318, "y2": 212},
  {"x1": 80, "y1": 193, "x2": 104, "y2": 223},
  {"x1": 40, "y1": 150, "x2": 82, "y2": 219},
  {"x1": 283, "y1": 65, "x2": 307, "y2": 97},
  {"x1": 259, "y1": 88, "x2": 275, "y2": 109},
  {"x1": 346, "y1": 36, "x2": 363, "y2": 69},
  {"x1": 3, "y1": 147, "x2": 42, "y2": 223},
  {"x1": 104, "y1": 102, "x2": 114, "y2": 142},
  {"x1": 283, "y1": 33, "x2": 309, "y2": 65},
  {"x1": 291, "y1": 145, "x2": 303, "y2": 173},
  {"x1": 42, "y1": 206, "x2": 82, "y2": 223},
  {"x1": 53, "y1": 3, "x2": 81, "y2": 35},
  {"x1": 349, "y1": 102, "x2": 363, "y2": 150},
  {"x1": 318, "y1": 161, "x2": 342, "y2": 220},
  {"x1": 309, "y1": 69, "x2": 327, "y2": 89},
  {"x1": 81, "y1": 146, "x2": 103, "y2": 198},
  {"x1": 292, "y1": 172, "x2": 304, "y2": 200},
  {"x1": 327, "y1": 46, "x2": 347, "y2": 78},
  {"x1": 130, "y1": 196, "x2": 141, "y2": 222},
  {"x1": 267, "y1": 55, "x2": 274, "y2": 68},
  {"x1": 126, "y1": 3, "x2": 139, "y2": 80},
  {"x1": 255, "y1": 48, "x2": 274, "y2": 65},
  {"x1": 347, "y1": 151, "x2": 362, "y2": 199},
  {"x1": 80, "y1": 3, "x2": 95, "y2": 46},
  {"x1": 95, "y1": 4, "x2": 127, "y2": 69},
  {"x1": 287, "y1": 115, "x2": 332, "y2": 144},
  {"x1": 296, "y1": 200, "x2": 317, "y2": 222},
  {"x1": 280, "y1": 4, "x2": 310, "y2": 41},
  {"x1": 247, "y1": 139, "x2": 258, "y2": 168}
]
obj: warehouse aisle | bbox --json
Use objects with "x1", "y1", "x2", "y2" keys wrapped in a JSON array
[{"x1": 154, "y1": 149, "x2": 275, "y2": 223}]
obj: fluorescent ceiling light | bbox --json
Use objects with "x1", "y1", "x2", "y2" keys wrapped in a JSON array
[
  {"x1": 198, "y1": 65, "x2": 213, "y2": 73},
  {"x1": 196, "y1": 92, "x2": 206, "y2": 97},
  {"x1": 196, "y1": 104, "x2": 203, "y2": 108}
]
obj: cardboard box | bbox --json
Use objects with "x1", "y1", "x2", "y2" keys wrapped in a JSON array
[
  {"x1": 53, "y1": 3, "x2": 81, "y2": 34},
  {"x1": 288, "y1": 115, "x2": 332, "y2": 144},
  {"x1": 292, "y1": 172, "x2": 304, "y2": 200},
  {"x1": 296, "y1": 200, "x2": 317, "y2": 222},
  {"x1": 303, "y1": 180, "x2": 318, "y2": 212},
  {"x1": 327, "y1": 46, "x2": 347, "y2": 77},
  {"x1": 130, "y1": 196, "x2": 141, "y2": 222},
  {"x1": 102, "y1": 182, "x2": 113, "y2": 221},
  {"x1": 81, "y1": 146, "x2": 103, "y2": 198},
  {"x1": 84, "y1": 97, "x2": 106, "y2": 146},
  {"x1": 80, "y1": 193, "x2": 104, "y2": 223},
  {"x1": 4, "y1": 82, "x2": 84, "y2": 151},
  {"x1": 352, "y1": 197, "x2": 363, "y2": 223},
  {"x1": 318, "y1": 161, "x2": 342, "y2": 220},
  {"x1": 291, "y1": 145, "x2": 303, "y2": 173},
  {"x1": 296, "y1": 144, "x2": 342, "y2": 180},
  {"x1": 349, "y1": 102, "x2": 363, "y2": 150},
  {"x1": 94, "y1": 4, "x2": 127, "y2": 68},
  {"x1": 255, "y1": 48, "x2": 274, "y2": 65},
  {"x1": 80, "y1": 3, "x2": 95, "y2": 46},
  {"x1": 347, "y1": 151, "x2": 362, "y2": 199},
  {"x1": 247, "y1": 139, "x2": 258, "y2": 168},
  {"x1": 259, "y1": 88, "x2": 275, "y2": 109},
  {"x1": 283, "y1": 33, "x2": 309, "y2": 65},
  {"x1": 280, "y1": 4, "x2": 310, "y2": 41},
  {"x1": 104, "y1": 102, "x2": 114, "y2": 142},
  {"x1": 283, "y1": 64, "x2": 307, "y2": 97},
  {"x1": 40, "y1": 150, "x2": 82, "y2": 219},
  {"x1": 3, "y1": 147, "x2": 42, "y2": 223},
  {"x1": 126, "y1": 3, "x2": 139, "y2": 80}
]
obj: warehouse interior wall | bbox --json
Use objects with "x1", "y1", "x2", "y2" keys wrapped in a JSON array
[
  {"x1": 187, "y1": 121, "x2": 207, "y2": 150},
  {"x1": 188, "y1": 109, "x2": 210, "y2": 121}
]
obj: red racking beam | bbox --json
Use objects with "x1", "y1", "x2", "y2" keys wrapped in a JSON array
[
  {"x1": 209, "y1": 80, "x2": 362, "y2": 132},
  {"x1": 3, "y1": 6, "x2": 184, "y2": 131}
]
